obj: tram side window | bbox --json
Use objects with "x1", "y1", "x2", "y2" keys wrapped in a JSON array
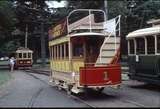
[
  {"x1": 51, "y1": 46, "x2": 55, "y2": 59},
  {"x1": 19, "y1": 53, "x2": 22, "y2": 58},
  {"x1": 65, "y1": 43, "x2": 69, "y2": 58},
  {"x1": 28, "y1": 53, "x2": 31, "y2": 58},
  {"x1": 62, "y1": 44, "x2": 64, "y2": 59},
  {"x1": 136, "y1": 38, "x2": 145, "y2": 54},
  {"x1": 129, "y1": 40, "x2": 135, "y2": 54},
  {"x1": 55, "y1": 45, "x2": 58, "y2": 59},
  {"x1": 73, "y1": 43, "x2": 83, "y2": 57},
  {"x1": 147, "y1": 36, "x2": 155, "y2": 54},
  {"x1": 58, "y1": 45, "x2": 61, "y2": 59},
  {"x1": 23, "y1": 53, "x2": 27, "y2": 58},
  {"x1": 157, "y1": 36, "x2": 160, "y2": 53}
]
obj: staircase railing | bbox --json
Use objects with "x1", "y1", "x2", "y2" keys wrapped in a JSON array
[{"x1": 99, "y1": 15, "x2": 121, "y2": 63}]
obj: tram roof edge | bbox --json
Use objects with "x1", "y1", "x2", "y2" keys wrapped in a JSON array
[
  {"x1": 69, "y1": 32, "x2": 112, "y2": 37},
  {"x1": 147, "y1": 19, "x2": 160, "y2": 25},
  {"x1": 126, "y1": 26, "x2": 160, "y2": 39}
]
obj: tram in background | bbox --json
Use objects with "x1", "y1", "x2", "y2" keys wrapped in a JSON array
[
  {"x1": 14, "y1": 47, "x2": 33, "y2": 69},
  {"x1": 126, "y1": 19, "x2": 160, "y2": 85},
  {"x1": 48, "y1": 9, "x2": 121, "y2": 94}
]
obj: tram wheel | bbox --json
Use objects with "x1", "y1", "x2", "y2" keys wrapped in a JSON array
[
  {"x1": 67, "y1": 85, "x2": 72, "y2": 95},
  {"x1": 58, "y1": 85, "x2": 62, "y2": 90},
  {"x1": 96, "y1": 87, "x2": 104, "y2": 93}
]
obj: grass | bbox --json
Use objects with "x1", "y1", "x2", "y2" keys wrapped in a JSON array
[
  {"x1": 0, "y1": 60, "x2": 9, "y2": 66},
  {"x1": 0, "y1": 70, "x2": 11, "y2": 86}
]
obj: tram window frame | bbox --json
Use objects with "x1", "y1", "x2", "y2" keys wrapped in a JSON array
[
  {"x1": 23, "y1": 53, "x2": 27, "y2": 58},
  {"x1": 136, "y1": 38, "x2": 145, "y2": 55},
  {"x1": 72, "y1": 43, "x2": 84, "y2": 58},
  {"x1": 129, "y1": 39, "x2": 135, "y2": 55},
  {"x1": 52, "y1": 46, "x2": 54, "y2": 60},
  {"x1": 55, "y1": 45, "x2": 57, "y2": 60},
  {"x1": 28, "y1": 53, "x2": 31, "y2": 59},
  {"x1": 157, "y1": 35, "x2": 160, "y2": 53},
  {"x1": 58, "y1": 44, "x2": 61, "y2": 59},
  {"x1": 146, "y1": 36, "x2": 155, "y2": 54},
  {"x1": 19, "y1": 53, "x2": 22, "y2": 59},
  {"x1": 62, "y1": 44, "x2": 64, "y2": 59},
  {"x1": 49, "y1": 46, "x2": 52, "y2": 60},
  {"x1": 65, "y1": 43, "x2": 69, "y2": 58},
  {"x1": 54, "y1": 45, "x2": 56, "y2": 60}
]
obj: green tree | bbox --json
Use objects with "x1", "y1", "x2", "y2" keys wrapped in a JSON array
[
  {"x1": 0, "y1": 1, "x2": 16, "y2": 38},
  {"x1": 0, "y1": 1, "x2": 18, "y2": 56}
]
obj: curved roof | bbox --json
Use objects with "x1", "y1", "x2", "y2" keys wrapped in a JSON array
[
  {"x1": 16, "y1": 47, "x2": 33, "y2": 53},
  {"x1": 69, "y1": 32, "x2": 112, "y2": 37},
  {"x1": 126, "y1": 26, "x2": 160, "y2": 39}
]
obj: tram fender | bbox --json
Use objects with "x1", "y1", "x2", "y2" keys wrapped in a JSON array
[{"x1": 79, "y1": 64, "x2": 121, "y2": 86}]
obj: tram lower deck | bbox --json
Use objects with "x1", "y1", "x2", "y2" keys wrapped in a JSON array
[{"x1": 128, "y1": 55, "x2": 160, "y2": 85}]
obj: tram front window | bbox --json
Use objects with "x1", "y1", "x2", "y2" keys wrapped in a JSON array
[
  {"x1": 157, "y1": 36, "x2": 160, "y2": 53},
  {"x1": 147, "y1": 36, "x2": 155, "y2": 54},
  {"x1": 28, "y1": 53, "x2": 31, "y2": 58},
  {"x1": 129, "y1": 40, "x2": 135, "y2": 54},
  {"x1": 19, "y1": 53, "x2": 22, "y2": 59},
  {"x1": 23, "y1": 53, "x2": 27, "y2": 58},
  {"x1": 136, "y1": 38, "x2": 145, "y2": 54},
  {"x1": 73, "y1": 44, "x2": 83, "y2": 57}
]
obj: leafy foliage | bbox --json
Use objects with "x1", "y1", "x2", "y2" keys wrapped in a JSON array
[{"x1": 0, "y1": 1, "x2": 16, "y2": 38}]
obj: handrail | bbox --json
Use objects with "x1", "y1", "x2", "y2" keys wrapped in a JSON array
[
  {"x1": 66, "y1": 9, "x2": 106, "y2": 34},
  {"x1": 99, "y1": 15, "x2": 121, "y2": 63}
]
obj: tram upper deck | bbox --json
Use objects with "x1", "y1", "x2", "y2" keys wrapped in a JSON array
[{"x1": 49, "y1": 9, "x2": 121, "y2": 72}]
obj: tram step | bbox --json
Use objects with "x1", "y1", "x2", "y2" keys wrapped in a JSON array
[
  {"x1": 121, "y1": 73, "x2": 129, "y2": 80},
  {"x1": 103, "y1": 43, "x2": 120, "y2": 48},
  {"x1": 105, "y1": 37, "x2": 120, "y2": 43},
  {"x1": 102, "y1": 49, "x2": 115, "y2": 51},
  {"x1": 100, "y1": 56, "x2": 115, "y2": 58},
  {"x1": 100, "y1": 51, "x2": 116, "y2": 57},
  {"x1": 121, "y1": 66, "x2": 129, "y2": 70}
]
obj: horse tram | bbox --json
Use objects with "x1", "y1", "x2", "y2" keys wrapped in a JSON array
[
  {"x1": 48, "y1": 9, "x2": 122, "y2": 94},
  {"x1": 126, "y1": 19, "x2": 160, "y2": 85},
  {"x1": 15, "y1": 47, "x2": 33, "y2": 69}
]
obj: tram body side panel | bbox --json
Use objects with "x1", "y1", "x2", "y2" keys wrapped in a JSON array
[
  {"x1": 79, "y1": 64, "x2": 121, "y2": 86},
  {"x1": 50, "y1": 59, "x2": 84, "y2": 84},
  {"x1": 128, "y1": 55, "x2": 160, "y2": 84}
]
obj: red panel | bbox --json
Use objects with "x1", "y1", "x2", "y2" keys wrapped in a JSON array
[
  {"x1": 15, "y1": 59, "x2": 32, "y2": 67},
  {"x1": 80, "y1": 64, "x2": 121, "y2": 86}
]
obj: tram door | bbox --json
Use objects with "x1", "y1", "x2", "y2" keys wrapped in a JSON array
[{"x1": 85, "y1": 37, "x2": 104, "y2": 65}]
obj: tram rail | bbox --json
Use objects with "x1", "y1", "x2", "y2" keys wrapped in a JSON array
[{"x1": 24, "y1": 69, "x2": 145, "y2": 108}]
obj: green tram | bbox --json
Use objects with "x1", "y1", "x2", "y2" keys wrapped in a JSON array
[{"x1": 126, "y1": 19, "x2": 160, "y2": 85}]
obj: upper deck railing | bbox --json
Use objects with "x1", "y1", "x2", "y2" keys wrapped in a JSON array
[
  {"x1": 49, "y1": 9, "x2": 120, "y2": 40},
  {"x1": 66, "y1": 9, "x2": 106, "y2": 35}
]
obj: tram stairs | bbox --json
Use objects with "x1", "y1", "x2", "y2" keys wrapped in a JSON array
[
  {"x1": 121, "y1": 60, "x2": 129, "y2": 81},
  {"x1": 95, "y1": 36, "x2": 120, "y2": 66},
  {"x1": 95, "y1": 36, "x2": 129, "y2": 81}
]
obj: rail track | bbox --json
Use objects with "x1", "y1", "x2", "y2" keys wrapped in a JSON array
[
  {"x1": 24, "y1": 69, "x2": 145, "y2": 108},
  {"x1": 24, "y1": 68, "x2": 50, "y2": 76}
]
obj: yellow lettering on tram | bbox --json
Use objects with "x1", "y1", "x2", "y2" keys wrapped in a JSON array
[{"x1": 51, "y1": 24, "x2": 62, "y2": 37}]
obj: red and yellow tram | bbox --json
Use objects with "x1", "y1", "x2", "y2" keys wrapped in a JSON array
[
  {"x1": 48, "y1": 9, "x2": 121, "y2": 94},
  {"x1": 15, "y1": 47, "x2": 33, "y2": 69}
]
